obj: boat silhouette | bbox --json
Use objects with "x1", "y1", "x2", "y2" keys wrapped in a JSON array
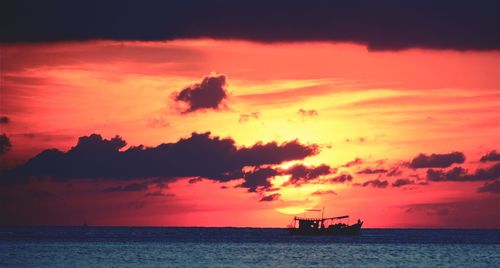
[{"x1": 288, "y1": 209, "x2": 363, "y2": 235}]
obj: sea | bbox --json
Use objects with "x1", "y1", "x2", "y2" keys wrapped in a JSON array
[{"x1": 1, "y1": 227, "x2": 499, "y2": 267}]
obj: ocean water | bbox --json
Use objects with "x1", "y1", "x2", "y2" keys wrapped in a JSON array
[{"x1": 1, "y1": 227, "x2": 499, "y2": 267}]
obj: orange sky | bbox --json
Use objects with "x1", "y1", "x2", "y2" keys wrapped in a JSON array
[{"x1": 0, "y1": 40, "x2": 499, "y2": 228}]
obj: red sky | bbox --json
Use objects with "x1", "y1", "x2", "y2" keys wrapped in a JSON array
[{"x1": 0, "y1": 40, "x2": 499, "y2": 228}]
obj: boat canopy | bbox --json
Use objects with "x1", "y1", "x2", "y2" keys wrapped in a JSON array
[{"x1": 294, "y1": 215, "x2": 349, "y2": 221}]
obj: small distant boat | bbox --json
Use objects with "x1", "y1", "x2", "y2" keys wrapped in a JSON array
[{"x1": 288, "y1": 209, "x2": 363, "y2": 235}]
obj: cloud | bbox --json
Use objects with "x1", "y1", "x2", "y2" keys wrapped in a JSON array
[
  {"x1": 326, "y1": 173, "x2": 353, "y2": 183},
  {"x1": 145, "y1": 191, "x2": 175, "y2": 197},
  {"x1": 357, "y1": 168, "x2": 387, "y2": 174},
  {"x1": 297, "y1": 109, "x2": 318, "y2": 117},
  {"x1": 236, "y1": 163, "x2": 338, "y2": 189},
  {"x1": 2, "y1": 1, "x2": 499, "y2": 50},
  {"x1": 155, "y1": 183, "x2": 168, "y2": 189},
  {"x1": 242, "y1": 163, "x2": 337, "y2": 190},
  {"x1": 342, "y1": 158, "x2": 363, "y2": 168},
  {"x1": 174, "y1": 73, "x2": 228, "y2": 113},
  {"x1": 235, "y1": 140, "x2": 319, "y2": 167},
  {"x1": 122, "y1": 183, "x2": 148, "y2": 192},
  {"x1": 392, "y1": 178, "x2": 415, "y2": 187},
  {"x1": 103, "y1": 183, "x2": 148, "y2": 192},
  {"x1": 426, "y1": 163, "x2": 500, "y2": 182},
  {"x1": 1, "y1": 132, "x2": 318, "y2": 192},
  {"x1": 386, "y1": 167, "x2": 402, "y2": 177},
  {"x1": 240, "y1": 167, "x2": 278, "y2": 192},
  {"x1": 480, "y1": 150, "x2": 500, "y2": 162},
  {"x1": 284, "y1": 164, "x2": 333, "y2": 186},
  {"x1": 147, "y1": 117, "x2": 170, "y2": 128},
  {"x1": 311, "y1": 190, "x2": 337, "y2": 196},
  {"x1": 188, "y1": 177, "x2": 203, "y2": 184},
  {"x1": 0, "y1": 116, "x2": 9, "y2": 124},
  {"x1": 259, "y1": 193, "x2": 281, "y2": 202},
  {"x1": 409, "y1": 152, "x2": 465, "y2": 169},
  {"x1": 0, "y1": 134, "x2": 12, "y2": 156},
  {"x1": 361, "y1": 179, "x2": 388, "y2": 188},
  {"x1": 477, "y1": 180, "x2": 500, "y2": 194},
  {"x1": 239, "y1": 112, "x2": 260, "y2": 123}
]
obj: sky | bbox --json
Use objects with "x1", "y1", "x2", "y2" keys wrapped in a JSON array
[{"x1": 1, "y1": 0, "x2": 499, "y2": 228}]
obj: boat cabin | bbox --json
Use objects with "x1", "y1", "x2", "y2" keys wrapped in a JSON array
[{"x1": 291, "y1": 215, "x2": 350, "y2": 231}]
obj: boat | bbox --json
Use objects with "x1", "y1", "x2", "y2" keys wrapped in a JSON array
[{"x1": 287, "y1": 210, "x2": 363, "y2": 235}]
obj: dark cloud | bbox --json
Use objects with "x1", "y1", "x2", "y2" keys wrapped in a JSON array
[
  {"x1": 145, "y1": 191, "x2": 175, "y2": 197},
  {"x1": 0, "y1": 134, "x2": 12, "y2": 156},
  {"x1": 409, "y1": 152, "x2": 465, "y2": 169},
  {"x1": 311, "y1": 190, "x2": 337, "y2": 196},
  {"x1": 326, "y1": 173, "x2": 353, "y2": 184},
  {"x1": 284, "y1": 164, "x2": 332, "y2": 186},
  {"x1": 357, "y1": 168, "x2": 387, "y2": 174},
  {"x1": 297, "y1": 109, "x2": 318, "y2": 117},
  {"x1": 426, "y1": 163, "x2": 500, "y2": 182},
  {"x1": 0, "y1": 116, "x2": 9, "y2": 124},
  {"x1": 156, "y1": 183, "x2": 168, "y2": 189},
  {"x1": 103, "y1": 183, "x2": 148, "y2": 192},
  {"x1": 426, "y1": 167, "x2": 465, "y2": 181},
  {"x1": 342, "y1": 158, "x2": 363, "y2": 168},
  {"x1": 480, "y1": 150, "x2": 500, "y2": 162},
  {"x1": 259, "y1": 193, "x2": 280, "y2": 202},
  {"x1": 2, "y1": 1, "x2": 499, "y2": 50},
  {"x1": 123, "y1": 183, "x2": 148, "y2": 192},
  {"x1": 174, "y1": 74, "x2": 228, "y2": 113},
  {"x1": 361, "y1": 179, "x2": 388, "y2": 188},
  {"x1": 386, "y1": 168, "x2": 402, "y2": 177},
  {"x1": 242, "y1": 163, "x2": 336, "y2": 190},
  {"x1": 188, "y1": 177, "x2": 203, "y2": 184},
  {"x1": 240, "y1": 167, "x2": 278, "y2": 192},
  {"x1": 461, "y1": 164, "x2": 499, "y2": 181},
  {"x1": 235, "y1": 140, "x2": 319, "y2": 167},
  {"x1": 392, "y1": 178, "x2": 415, "y2": 187},
  {"x1": 1, "y1": 132, "x2": 318, "y2": 192},
  {"x1": 477, "y1": 180, "x2": 500, "y2": 194},
  {"x1": 239, "y1": 112, "x2": 260, "y2": 123}
]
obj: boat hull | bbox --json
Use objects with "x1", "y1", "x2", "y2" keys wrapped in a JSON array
[{"x1": 288, "y1": 222, "x2": 363, "y2": 236}]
